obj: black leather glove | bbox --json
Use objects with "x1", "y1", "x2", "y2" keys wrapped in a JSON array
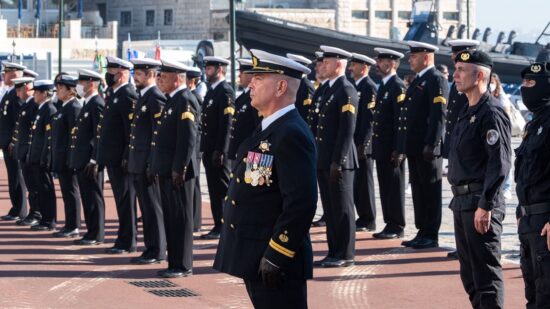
[
  {"x1": 146, "y1": 167, "x2": 157, "y2": 185},
  {"x1": 357, "y1": 143, "x2": 367, "y2": 160},
  {"x1": 171, "y1": 170, "x2": 184, "y2": 187},
  {"x1": 329, "y1": 162, "x2": 343, "y2": 182},
  {"x1": 422, "y1": 145, "x2": 435, "y2": 162},
  {"x1": 390, "y1": 151, "x2": 405, "y2": 168},
  {"x1": 258, "y1": 257, "x2": 285, "y2": 288},
  {"x1": 121, "y1": 159, "x2": 128, "y2": 175},
  {"x1": 84, "y1": 162, "x2": 98, "y2": 179},
  {"x1": 212, "y1": 150, "x2": 224, "y2": 168},
  {"x1": 8, "y1": 142, "x2": 15, "y2": 157}
]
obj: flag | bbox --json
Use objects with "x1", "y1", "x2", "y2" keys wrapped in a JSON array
[
  {"x1": 93, "y1": 53, "x2": 106, "y2": 75},
  {"x1": 154, "y1": 45, "x2": 161, "y2": 60}
]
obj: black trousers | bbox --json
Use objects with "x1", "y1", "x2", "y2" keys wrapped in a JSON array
[
  {"x1": 3, "y1": 149, "x2": 27, "y2": 217},
  {"x1": 454, "y1": 209, "x2": 504, "y2": 309},
  {"x1": 519, "y1": 230, "x2": 550, "y2": 309},
  {"x1": 159, "y1": 176, "x2": 194, "y2": 270},
  {"x1": 375, "y1": 159, "x2": 406, "y2": 233},
  {"x1": 77, "y1": 169, "x2": 105, "y2": 242},
  {"x1": 58, "y1": 169, "x2": 81, "y2": 230},
  {"x1": 318, "y1": 169, "x2": 355, "y2": 260},
  {"x1": 107, "y1": 166, "x2": 136, "y2": 250},
  {"x1": 31, "y1": 164, "x2": 56, "y2": 227},
  {"x1": 408, "y1": 155, "x2": 442, "y2": 240},
  {"x1": 244, "y1": 279, "x2": 307, "y2": 309},
  {"x1": 193, "y1": 154, "x2": 202, "y2": 231},
  {"x1": 202, "y1": 151, "x2": 229, "y2": 231},
  {"x1": 21, "y1": 161, "x2": 39, "y2": 219},
  {"x1": 130, "y1": 173, "x2": 166, "y2": 260},
  {"x1": 353, "y1": 156, "x2": 376, "y2": 224}
]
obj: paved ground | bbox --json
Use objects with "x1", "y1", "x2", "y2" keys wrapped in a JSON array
[{"x1": 0, "y1": 144, "x2": 527, "y2": 308}]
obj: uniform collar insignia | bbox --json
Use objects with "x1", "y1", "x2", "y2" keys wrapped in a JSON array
[
  {"x1": 469, "y1": 115, "x2": 476, "y2": 124},
  {"x1": 259, "y1": 140, "x2": 271, "y2": 152},
  {"x1": 538, "y1": 126, "x2": 543, "y2": 135},
  {"x1": 141, "y1": 105, "x2": 147, "y2": 112}
]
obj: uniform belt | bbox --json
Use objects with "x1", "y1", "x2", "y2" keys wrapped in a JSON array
[
  {"x1": 520, "y1": 202, "x2": 550, "y2": 216},
  {"x1": 451, "y1": 183, "x2": 483, "y2": 196}
]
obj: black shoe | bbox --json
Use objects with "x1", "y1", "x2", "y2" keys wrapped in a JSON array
[
  {"x1": 131, "y1": 256, "x2": 164, "y2": 265},
  {"x1": 311, "y1": 219, "x2": 326, "y2": 227},
  {"x1": 411, "y1": 238, "x2": 439, "y2": 249},
  {"x1": 319, "y1": 257, "x2": 354, "y2": 268},
  {"x1": 313, "y1": 256, "x2": 332, "y2": 267},
  {"x1": 1, "y1": 214, "x2": 20, "y2": 221},
  {"x1": 30, "y1": 224, "x2": 55, "y2": 231},
  {"x1": 158, "y1": 268, "x2": 192, "y2": 278},
  {"x1": 18, "y1": 217, "x2": 39, "y2": 226},
  {"x1": 373, "y1": 230, "x2": 403, "y2": 239},
  {"x1": 401, "y1": 235, "x2": 421, "y2": 247},
  {"x1": 105, "y1": 247, "x2": 135, "y2": 254},
  {"x1": 74, "y1": 238, "x2": 102, "y2": 246},
  {"x1": 193, "y1": 228, "x2": 201, "y2": 232},
  {"x1": 447, "y1": 250, "x2": 458, "y2": 259},
  {"x1": 200, "y1": 230, "x2": 220, "y2": 240},
  {"x1": 53, "y1": 228, "x2": 80, "y2": 238},
  {"x1": 356, "y1": 221, "x2": 376, "y2": 232}
]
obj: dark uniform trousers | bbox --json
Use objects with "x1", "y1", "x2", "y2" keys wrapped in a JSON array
[
  {"x1": 107, "y1": 166, "x2": 136, "y2": 250},
  {"x1": 375, "y1": 159, "x2": 405, "y2": 231},
  {"x1": 0, "y1": 89, "x2": 27, "y2": 218},
  {"x1": 30, "y1": 165, "x2": 56, "y2": 226},
  {"x1": 193, "y1": 156, "x2": 202, "y2": 231},
  {"x1": 201, "y1": 153, "x2": 230, "y2": 230},
  {"x1": 315, "y1": 76, "x2": 359, "y2": 260},
  {"x1": 244, "y1": 279, "x2": 307, "y2": 309},
  {"x1": 21, "y1": 162, "x2": 37, "y2": 218},
  {"x1": 77, "y1": 170, "x2": 105, "y2": 242},
  {"x1": 354, "y1": 157, "x2": 375, "y2": 224},
  {"x1": 58, "y1": 170, "x2": 81, "y2": 230}
]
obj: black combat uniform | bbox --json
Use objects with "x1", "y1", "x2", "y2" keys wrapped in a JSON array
[
  {"x1": 69, "y1": 92, "x2": 105, "y2": 244},
  {"x1": 315, "y1": 75, "x2": 359, "y2": 263},
  {"x1": 442, "y1": 83, "x2": 468, "y2": 158},
  {"x1": 372, "y1": 74, "x2": 407, "y2": 236},
  {"x1": 353, "y1": 75, "x2": 377, "y2": 230},
  {"x1": 96, "y1": 82, "x2": 138, "y2": 252},
  {"x1": 294, "y1": 77, "x2": 315, "y2": 120},
  {"x1": 128, "y1": 84, "x2": 166, "y2": 262},
  {"x1": 151, "y1": 84, "x2": 200, "y2": 276},
  {"x1": 200, "y1": 80, "x2": 235, "y2": 236},
  {"x1": 50, "y1": 97, "x2": 82, "y2": 234},
  {"x1": 514, "y1": 62, "x2": 550, "y2": 309},
  {"x1": 397, "y1": 63, "x2": 448, "y2": 247},
  {"x1": 28, "y1": 99, "x2": 57, "y2": 229},
  {"x1": 228, "y1": 88, "x2": 261, "y2": 161}
]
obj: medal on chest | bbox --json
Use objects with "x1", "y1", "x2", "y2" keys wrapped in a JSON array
[{"x1": 244, "y1": 151, "x2": 274, "y2": 187}]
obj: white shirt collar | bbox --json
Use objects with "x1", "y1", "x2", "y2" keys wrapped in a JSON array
[
  {"x1": 329, "y1": 74, "x2": 345, "y2": 87},
  {"x1": 244, "y1": 87, "x2": 250, "y2": 93},
  {"x1": 355, "y1": 75, "x2": 367, "y2": 86},
  {"x1": 382, "y1": 73, "x2": 396, "y2": 85},
  {"x1": 261, "y1": 104, "x2": 295, "y2": 131},
  {"x1": 62, "y1": 97, "x2": 76, "y2": 107},
  {"x1": 8, "y1": 86, "x2": 14, "y2": 92},
  {"x1": 417, "y1": 65, "x2": 434, "y2": 78},
  {"x1": 210, "y1": 79, "x2": 224, "y2": 90},
  {"x1": 85, "y1": 92, "x2": 99, "y2": 104},
  {"x1": 38, "y1": 100, "x2": 49, "y2": 110},
  {"x1": 140, "y1": 84, "x2": 155, "y2": 97},
  {"x1": 25, "y1": 96, "x2": 33, "y2": 103},
  {"x1": 113, "y1": 82, "x2": 129, "y2": 94},
  {"x1": 169, "y1": 84, "x2": 187, "y2": 98}
]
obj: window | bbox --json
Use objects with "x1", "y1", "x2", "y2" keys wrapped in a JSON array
[
  {"x1": 352, "y1": 10, "x2": 368, "y2": 20},
  {"x1": 2, "y1": 1, "x2": 28, "y2": 8},
  {"x1": 375, "y1": 11, "x2": 391, "y2": 20},
  {"x1": 443, "y1": 12, "x2": 459, "y2": 21},
  {"x1": 146, "y1": 10, "x2": 155, "y2": 26},
  {"x1": 398, "y1": 11, "x2": 411, "y2": 20},
  {"x1": 164, "y1": 9, "x2": 173, "y2": 26},
  {"x1": 120, "y1": 11, "x2": 132, "y2": 27}
]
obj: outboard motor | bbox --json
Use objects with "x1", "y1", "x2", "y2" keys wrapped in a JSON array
[
  {"x1": 482, "y1": 27, "x2": 492, "y2": 43},
  {"x1": 441, "y1": 25, "x2": 455, "y2": 45},
  {"x1": 496, "y1": 31, "x2": 505, "y2": 45},
  {"x1": 507, "y1": 30, "x2": 517, "y2": 45},
  {"x1": 472, "y1": 28, "x2": 481, "y2": 41},
  {"x1": 457, "y1": 24, "x2": 466, "y2": 39}
]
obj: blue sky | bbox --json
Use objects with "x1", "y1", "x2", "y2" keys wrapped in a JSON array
[{"x1": 476, "y1": 0, "x2": 550, "y2": 44}]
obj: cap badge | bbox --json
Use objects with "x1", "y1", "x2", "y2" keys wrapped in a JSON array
[
  {"x1": 531, "y1": 64, "x2": 541, "y2": 73},
  {"x1": 259, "y1": 140, "x2": 271, "y2": 152},
  {"x1": 460, "y1": 53, "x2": 470, "y2": 61},
  {"x1": 252, "y1": 56, "x2": 259, "y2": 67}
]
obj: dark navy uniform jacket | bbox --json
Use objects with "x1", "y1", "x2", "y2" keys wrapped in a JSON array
[
  {"x1": 127, "y1": 85, "x2": 165, "y2": 174},
  {"x1": 191, "y1": 88, "x2": 204, "y2": 159},
  {"x1": 442, "y1": 83, "x2": 468, "y2": 158},
  {"x1": 371, "y1": 75, "x2": 406, "y2": 161},
  {"x1": 353, "y1": 76, "x2": 377, "y2": 156},
  {"x1": 50, "y1": 98, "x2": 82, "y2": 173},
  {"x1": 199, "y1": 80, "x2": 235, "y2": 154},
  {"x1": 396, "y1": 67, "x2": 449, "y2": 155},
  {"x1": 12, "y1": 98, "x2": 38, "y2": 161},
  {"x1": 515, "y1": 108, "x2": 550, "y2": 233},
  {"x1": 228, "y1": 89, "x2": 261, "y2": 160},
  {"x1": 315, "y1": 76, "x2": 359, "y2": 170},
  {"x1": 150, "y1": 87, "x2": 200, "y2": 178},
  {"x1": 214, "y1": 108, "x2": 317, "y2": 280},
  {"x1": 28, "y1": 101, "x2": 57, "y2": 166},
  {"x1": 95, "y1": 84, "x2": 138, "y2": 167},
  {"x1": 68, "y1": 94, "x2": 105, "y2": 170},
  {"x1": 0, "y1": 88, "x2": 23, "y2": 149},
  {"x1": 306, "y1": 81, "x2": 329, "y2": 136},
  {"x1": 448, "y1": 92, "x2": 511, "y2": 212},
  {"x1": 295, "y1": 77, "x2": 315, "y2": 120}
]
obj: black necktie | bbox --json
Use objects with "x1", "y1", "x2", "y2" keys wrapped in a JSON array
[{"x1": 165, "y1": 94, "x2": 171, "y2": 101}]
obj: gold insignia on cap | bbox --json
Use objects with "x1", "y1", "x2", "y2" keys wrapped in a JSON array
[
  {"x1": 531, "y1": 64, "x2": 542, "y2": 73},
  {"x1": 259, "y1": 140, "x2": 271, "y2": 152},
  {"x1": 460, "y1": 53, "x2": 470, "y2": 61},
  {"x1": 252, "y1": 56, "x2": 259, "y2": 67}
]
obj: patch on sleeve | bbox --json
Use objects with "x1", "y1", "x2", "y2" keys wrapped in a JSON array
[
  {"x1": 486, "y1": 129, "x2": 499, "y2": 146},
  {"x1": 433, "y1": 96, "x2": 447, "y2": 104},
  {"x1": 224, "y1": 106, "x2": 235, "y2": 115},
  {"x1": 341, "y1": 103, "x2": 356, "y2": 114},
  {"x1": 397, "y1": 94, "x2": 406, "y2": 103},
  {"x1": 181, "y1": 111, "x2": 195, "y2": 121}
]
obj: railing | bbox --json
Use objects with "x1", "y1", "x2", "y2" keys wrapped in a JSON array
[
  {"x1": 81, "y1": 25, "x2": 113, "y2": 39},
  {"x1": 7, "y1": 23, "x2": 69, "y2": 38}
]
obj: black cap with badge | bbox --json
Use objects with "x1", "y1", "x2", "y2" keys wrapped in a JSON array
[
  {"x1": 454, "y1": 50, "x2": 493, "y2": 68},
  {"x1": 520, "y1": 62, "x2": 550, "y2": 113}
]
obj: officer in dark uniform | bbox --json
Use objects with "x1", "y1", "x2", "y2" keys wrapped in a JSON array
[
  {"x1": 9, "y1": 77, "x2": 37, "y2": 225},
  {"x1": 314, "y1": 45, "x2": 358, "y2": 268},
  {"x1": 448, "y1": 50, "x2": 511, "y2": 309},
  {"x1": 286, "y1": 53, "x2": 315, "y2": 120},
  {"x1": 95, "y1": 56, "x2": 139, "y2": 254},
  {"x1": 398, "y1": 41, "x2": 449, "y2": 249},
  {"x1": 214, "y1": 49, "x2": 317, "y2": 309},
  {"x1": 348, "y1": 52, "x2": 377, "y2": 232},
  {"x1": 0, "y1": 61, "x2": 27, "y2": 222},
  {"x1": 127, "y1": 58, "x2": 166, "y2": 264},
  {"x1": 51, "y1": 76, "x2": 82, "y2": 238},
  {"x1": 27, "y1": 80, "x2": 57, "y2": 231},
  {"x1": 151, "y1": 59, "x2": 200, "y2": 278},
  {"x1": 370, "y1": 48, "x2": 407, "y2": 239},
  {"x1": 515, "y1": 62, "x2": 550, "y2": 308},
  {"x1": 186, "y1": 66, "x2": 204, "y2": 232},
  {"x1": 199, "y1": 56, "x2": 235, "y2": 239},
  {"x1": 228, "y1": 58, "x2": 261, "y2": 162},
  {"x1": 70, "y1": 69, "x2": 106, "y2": 246}
]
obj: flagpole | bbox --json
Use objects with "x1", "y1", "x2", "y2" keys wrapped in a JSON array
[{"x1": 58, "y1": 0, "x2": 64, "y2": 74}]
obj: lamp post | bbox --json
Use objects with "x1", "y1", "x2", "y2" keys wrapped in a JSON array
[
  {"x1": 58, "y1": 0, "x2": 64, "y2": 74},
  {"x1": 229, "y1": 0, "x2": 236, "y2": 91}
]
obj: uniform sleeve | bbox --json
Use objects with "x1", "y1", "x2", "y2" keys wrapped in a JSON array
[
  {"x1": 263, "y1": 130, "x2": 317, "y2": 269},
  {"x1": 121, "y1": 90, "x2": 138, "y2": 161},
  {"x1": 215, "y1": 87, "x2": 235, "y2": 153},
  {"x1": 392, "y1": 85, "x2": 407, "y2": 153},
  {"x1": 355, "y1": 84, "x2": 376, "y2": 147},
  {"x1": 425, "y1": 75, "x2": 449, "y2": 147},
  {"x1": 172, "y1": 98, "x2": 197, "y2": 174},
  {"x1": 148, "y1": 93, "x2": 165, "y2": 169},
  {"x1": 40, "y1": 111, "x2": 54, "y2": 168},
  {"x1": 91, "y1": 102, "x2": 104, "y2": 162},
  {"x1": 478, "y1": 112, "x2": 512, "y2": 210},
  {"x1": 331, "y1": 88, "x2": 358, "y2": 165}
]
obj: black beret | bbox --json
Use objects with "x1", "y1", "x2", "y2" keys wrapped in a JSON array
[
  {"x1": 454, "y1": 50, "x2": 493, "y2": 68},
  {"x1": 521, "y1": 62, "x2": 550, "y2": 79}
]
